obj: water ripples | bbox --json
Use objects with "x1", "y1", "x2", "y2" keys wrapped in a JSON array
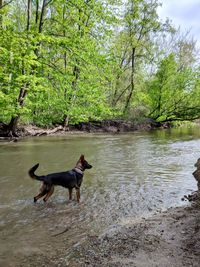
[{"x1": 0, "y1": 128, "x2": 200, "y2": 264}]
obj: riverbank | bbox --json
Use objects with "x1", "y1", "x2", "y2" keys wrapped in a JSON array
[
  {"x1": 0, "y1": 119, "x2": 169, "y2": 139},
  {"x1": 1, "y1": 119, "x2": 199, "y2": 140},
  {"x1": 67, "y1": 202, "x2": 200, "y2": 267},
  {"x1": 8, "y1": 200, "x2": 200, "y2": 267}
]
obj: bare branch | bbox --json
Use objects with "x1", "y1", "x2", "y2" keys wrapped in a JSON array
[{"x1": 0, "y1": 0, "x2": 14, "y2": 9}]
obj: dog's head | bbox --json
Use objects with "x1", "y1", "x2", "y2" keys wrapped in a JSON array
[
  {"x1": 194, "y1": 158, "x2": 200, "y2": 169},
  {"x1": 77, "y1": 155, "x2": 92, "y2": 170}
]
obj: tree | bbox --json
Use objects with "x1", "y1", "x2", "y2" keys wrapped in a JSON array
[
  {"x1": 110, "y1": 0, "x2": 164, "y2": 115},
  {"x1": 0, "y1": 0, "x2": 200, "y2": 136},
  {"x1": 0, "y1": 0, "x2": 117, "y2": 134},
  {"x1": 0, "y1": 0, "x2": 54, "y2": 136},
  {"x1": 146, "y1": 54, "x2": 200, "y2": 122}
]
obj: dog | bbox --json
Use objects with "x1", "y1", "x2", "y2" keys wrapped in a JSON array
[{"x1": 28, "y1": 155, "x2": 92, "y2": 203}]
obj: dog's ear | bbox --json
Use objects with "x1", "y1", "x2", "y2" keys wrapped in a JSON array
[{"x1": 80, "y1": 154, "x2": 85, "y2": 162}]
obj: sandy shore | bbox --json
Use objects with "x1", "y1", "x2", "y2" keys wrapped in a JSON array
[
  {"x1": 1, "y1": 202, "x2": 200, "y2": 266},
  {"x1": 67, "y1": 204, "x2": 200, "y2": 267}
]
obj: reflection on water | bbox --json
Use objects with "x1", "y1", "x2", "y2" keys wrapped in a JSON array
[{"x1": 0, "y1": 127, "x2": 200, "y2": 265}]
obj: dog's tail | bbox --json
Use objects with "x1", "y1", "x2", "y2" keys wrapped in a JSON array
[{"x1": 28, "y1": 163, "x2": 45, "y2": 181}]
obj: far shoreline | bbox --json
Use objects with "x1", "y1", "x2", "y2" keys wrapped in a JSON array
[{"x1": 1, "y1": 119, "x2": 198, "y2": 141}]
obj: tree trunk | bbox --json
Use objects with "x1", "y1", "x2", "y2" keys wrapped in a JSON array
[
  {"x1": 27, "y1": 0, "x2": 31, "y2": 31},
  {"x1": 123, "y1": 47, "x2": 135, "y2": 114},
  {"x1": 63, "y1": 64, "x2": 80, "y2": 128},
  {"x1": 0, "y1": 0, "x2": 3, "y2": 27},
  {"x1": 7, "y1": 85, "x2": 27, "y2": 136},
  {"x1": 39, "y1": 0, "x2": 47, "y2": 33},
  {"x1": 7, "y1": 116, "x2": 20, "y2": 137},
  {"x1": 0, "y1": 0, "x2": 3, "y2": 9},
  {"x1": 35, "y1": 0, "x2": 39, "y2": 25}
]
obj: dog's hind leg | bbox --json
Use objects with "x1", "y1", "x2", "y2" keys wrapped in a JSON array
[
  {"x1": 34, "y1": 184, "x2": 49, "y2": 203},
  {"x1": 43, "y1": 185, "x2": 54, "y2": 202}
]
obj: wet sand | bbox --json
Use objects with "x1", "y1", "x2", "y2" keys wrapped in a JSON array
[
  {"x1": 68, "y1": 204, "x2": 200, "y2": 267},
  {"x1": 2, "y1": 203, "x2": 199, "y2": 267}
]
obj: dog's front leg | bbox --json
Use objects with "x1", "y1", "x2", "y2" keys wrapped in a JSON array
[
  {"x1": 68, "y1": 188, "x2": 73, "y2": 200},
  {"x1": 75, "y1": 187, "x2": 80, "y2": 203}
]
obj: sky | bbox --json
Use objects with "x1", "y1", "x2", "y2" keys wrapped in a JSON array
[{"x1": 157, "y1": 0, "x2": 200, "y2": 44}]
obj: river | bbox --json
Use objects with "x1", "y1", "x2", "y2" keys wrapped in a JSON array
[{"x1": 0, "y1": 127, "x2": 200, "y2": 266}]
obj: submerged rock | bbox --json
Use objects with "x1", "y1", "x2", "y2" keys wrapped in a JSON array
[
  {"x1": 182, "y1": 158, "x2": 200, "y2": 204},
  {"x1": 193, "y1": 158, "x2": 200, "y2": 189}
]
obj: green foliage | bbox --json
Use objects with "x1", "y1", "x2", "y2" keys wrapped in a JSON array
[
  {"x1": 144, "y1": 54, "x2": 200, "y2": 122},
  {"x1": 0, "y1": 0, "x2": 200, "y2": 132}
]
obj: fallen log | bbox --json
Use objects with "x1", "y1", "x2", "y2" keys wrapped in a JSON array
[{"x1": 33, "y1": 125, "x2": 64, "y2": 136}]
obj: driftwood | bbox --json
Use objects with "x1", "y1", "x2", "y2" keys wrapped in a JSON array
[{"x1": 26, "y1": 125, "x2": 64, "y2": 136}]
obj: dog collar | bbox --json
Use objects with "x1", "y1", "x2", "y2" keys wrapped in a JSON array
[{"x1": 74, "y1": 167, "x2": 83, "y2": 175}]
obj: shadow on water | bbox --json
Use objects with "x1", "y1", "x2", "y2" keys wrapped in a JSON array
[{"x1": 0, "y1": 126, "x2": 200, "y2": 265}]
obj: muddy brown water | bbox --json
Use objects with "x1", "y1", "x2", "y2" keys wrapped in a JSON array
[{"x1": 0, "y1": 127, "x2": 200, "y2": 266}]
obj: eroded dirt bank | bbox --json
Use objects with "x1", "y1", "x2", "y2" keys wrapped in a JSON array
[
  {"x1": 68, "y1": 204, "x2": 200, "y2": 267},
  {"x1": 0, "y1": 119, "x2": 168, "y2": 139}
]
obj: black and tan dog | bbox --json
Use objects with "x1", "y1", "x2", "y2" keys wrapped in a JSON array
[{"x1": 29, "y1": 155, "x2": 92, "y2": 203}]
